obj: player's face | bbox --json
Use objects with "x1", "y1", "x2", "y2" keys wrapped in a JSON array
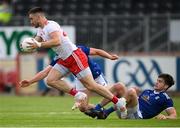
[
  {"x1": 28, "y1": 14, "x2": 40, "y2": 28},
  {"x1": 154, "y1": 78, "x2": 168, "y2": 91}
]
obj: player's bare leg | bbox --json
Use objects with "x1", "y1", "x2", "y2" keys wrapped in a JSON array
[
  {"x1": 83, "y1": 83, "x2": 140, "y2": 119},
  {"x1": 80, "y1": 74, "x2": 114, "y2": 100},
  {"x1": 83, "y1": 82, "x2": 127, "y2": 119},
  {"x1": 125, "y1": 88, "x2": 138, "y2": 109},
  {"x1": 73, "y1": 82, "x2": 128, "y2": 113},
  {"x1": 97, "y1": 82, "x2": 127, "y2": 107},
  {"x1": 79, "y1": 74, "x2": 127, "y2": 114},
  {"x1": 46, "y1": 68, "x2": 87, "y2": 102},
  {"x1": 115, "y1": 87, "x2": 139, "y2": 119},
  {"x1": 46, "y1": 68, "x2": 71, "y2": 92}
]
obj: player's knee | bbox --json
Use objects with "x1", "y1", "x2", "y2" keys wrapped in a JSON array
[
  {"x1": 114, "y1": 82, "x2": 126, "y2": 90},
  {"x1": 84, "y1": 84, "x2": 94, "y2": 91},
  {"x1": 114, "y1": 82, "x2": 126, "y2": 97},
  {"x1": 46, "y1": 77, "x2": 55, "y2": 86},
  {"x1": 131, "y1": 86, "x2": 141, "y2": 95},
  {"x1": 127, "y1": 88, "x2": 137, "y2": 96}
]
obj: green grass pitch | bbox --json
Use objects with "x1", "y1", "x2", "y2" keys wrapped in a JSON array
[{"x1": 0, "y1": 96, "x2": 180, "y2": 127}]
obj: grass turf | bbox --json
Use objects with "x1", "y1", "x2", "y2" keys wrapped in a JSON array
[{"x1": 0, "y1": 96, "x2": 180, "y2": 127}]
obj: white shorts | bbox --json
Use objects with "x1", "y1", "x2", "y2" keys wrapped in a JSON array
[
  {"x1": 53, "y1": 63, "x2": 91, "y2": 79},
  {"x1": 116, "y1": 104, "x2": 143, "y2": 119},
  {"x1": 75, "y1": 73, "x2": 108, "y2": 91}
]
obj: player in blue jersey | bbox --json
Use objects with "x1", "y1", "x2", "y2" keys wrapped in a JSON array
[{"x1": 88, "y1": 73, "x2": 177, "y2": 119}]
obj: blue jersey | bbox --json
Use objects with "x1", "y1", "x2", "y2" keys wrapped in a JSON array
[
  {"x1": 77, "y1": 45, "x2": 102, "y2": 79},
  {"x1": 138, "y1": 90, "x2": 173, "y2": 119},
  {"x1": 50, "y1": 45, "x2": 102, "y2": 79}
]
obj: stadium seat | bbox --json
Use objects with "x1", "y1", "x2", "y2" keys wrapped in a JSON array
[{"x1": 10, "y1": 0, "x2": 180, "y2": 52}]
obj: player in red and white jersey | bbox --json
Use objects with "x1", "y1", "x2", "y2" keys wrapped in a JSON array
[
  {"x1": 36, "y1": 20, "x2": 77, "y2": 60},
  {"x1": 27, "y1": 7, "x2": 127, "y2": 115}
]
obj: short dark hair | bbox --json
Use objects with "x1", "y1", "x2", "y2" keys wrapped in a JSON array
[
  {"x1": 158, "y1": 73, "x2": 175, "y2": 89},
  {"x1": 28, "y1": 7, "x2": 44, "y2": 15}
]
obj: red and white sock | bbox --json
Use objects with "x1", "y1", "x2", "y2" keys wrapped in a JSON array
[{"x1": 69, "y1": 88, "x2": 78, "y2": 96}]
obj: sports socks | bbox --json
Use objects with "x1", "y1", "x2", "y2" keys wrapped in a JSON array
[
  {"x1": 69, "y1": 88, "x2": 78, "y2": 96},
  {"x1": 104, "y1": 106, "x2": 115, "y2": 116},
  {"x1": 95, "y1": 104, "x2": 102, "y2": 111},
  {"x1": 111, "y1": 96, "x2": 118, "y2": 104}
]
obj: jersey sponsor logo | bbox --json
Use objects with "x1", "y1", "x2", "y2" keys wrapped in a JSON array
[
  {"x1": 113, "y1": 59, "x2": 162, "y2": 87},
  {"x1": 141, "y1": 95, "x2": 151, "y2": 104}
]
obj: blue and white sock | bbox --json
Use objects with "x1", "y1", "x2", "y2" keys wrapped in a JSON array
[
  {"x1": 104, "y1": 106, "x2": 115, "y2": 116},
  {"x1": 94, "y1": 104, "x2": 102, "y2": 111}
]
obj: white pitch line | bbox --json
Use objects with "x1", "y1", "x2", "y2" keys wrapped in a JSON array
[
  {"x1": 0, "y1": 111, "x2": 80, "y2": 115},
  {"x1": 0, "y1": 127, "x2": 180, "y2": 128}
]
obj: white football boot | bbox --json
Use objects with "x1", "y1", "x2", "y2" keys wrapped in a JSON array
[
  {"x1": 115, "y1": 97, "x2": 127, "y2": 119},
  {"x1": 72, "y1": 92, "x2": 87, "y2": 110}
]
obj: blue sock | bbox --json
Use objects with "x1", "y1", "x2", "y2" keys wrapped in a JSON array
[
  {"x1": 104, "y1": 106, "x2": 115, "y2": 116},
  {"x1": 94, "y1": 104, "x2": 102, "y2": 111}
]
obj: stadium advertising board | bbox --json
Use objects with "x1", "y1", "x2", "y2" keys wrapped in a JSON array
[
  {"x1": 105, "y1": 56, "x2": 178, "y2": 91},
  {"x1": 0, "y1": 27, "x2": 35, "y2": 59},
  {"x1": 37, "y1": 56, "x2": 179, "y2": 91},
  {"x1": 0, "y1": 26, "x2": 75, "y2": 59}
]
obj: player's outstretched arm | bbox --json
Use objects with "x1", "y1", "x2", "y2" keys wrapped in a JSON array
[
  {"x1": 19, "y1": 65, "x2": 52, "y2": 87},
  {"x1": 89, "y1": 48, "x2": 119, "y2": 60},
  {"x1": 155, "y1": 107, "x2": 177, "y2": 119}
]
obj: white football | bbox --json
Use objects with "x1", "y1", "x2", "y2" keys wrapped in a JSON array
[{"x1": 20, "y1": 37, "x2": 35, "y2": 52}]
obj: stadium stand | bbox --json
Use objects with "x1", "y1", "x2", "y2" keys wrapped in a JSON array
[
  {"x1": 13, "y1": 0, "x2": 180, "y2": 16},
  {"x1": 9, "y1": 0, "x2": 180, "y2": 52}
]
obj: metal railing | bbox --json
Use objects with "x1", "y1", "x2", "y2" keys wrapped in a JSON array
[{"x1": 8, "y1": 14, "x2": 180, "y2": 53}]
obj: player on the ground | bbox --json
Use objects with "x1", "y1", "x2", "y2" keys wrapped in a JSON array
[
  {"x1": 24, "y1": 7, "x2": 127, "y2": 113},
  {"x1": 86, "y1": 73, "x2": 177, "y2": 119}
]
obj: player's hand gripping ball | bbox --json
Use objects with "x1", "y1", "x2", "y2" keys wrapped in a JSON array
[{"x1": 20, "y1": 37, "x2": 37, "y2": 52}]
